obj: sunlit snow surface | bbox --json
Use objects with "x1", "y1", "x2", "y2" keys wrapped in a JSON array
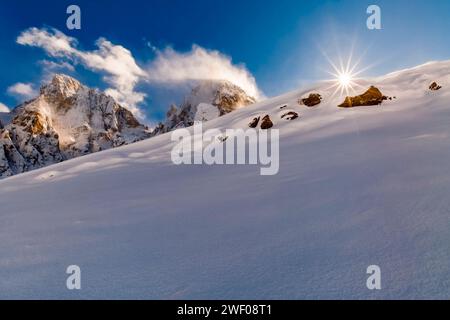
[{"x1": 1, "y1": 61, "x2": 450, "y2": 299}]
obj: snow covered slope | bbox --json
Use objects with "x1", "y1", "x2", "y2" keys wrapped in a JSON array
[{"x1": 1, "y1": 61, "x2": 450, "y2": 299}]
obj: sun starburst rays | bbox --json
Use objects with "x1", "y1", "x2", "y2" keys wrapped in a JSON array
[{"x1": 320, "y1": 46, "x2": 374, "y2": 100}]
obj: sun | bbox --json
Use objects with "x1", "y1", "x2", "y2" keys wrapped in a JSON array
[
  {"x1": 326, "y1": 62, "x2": 362, "y2": 98},
  {"x1": 338, "y1": 72, "x2": 352, "y2": 88},
  {"x1": 320, "y1": 46, "x2": 374, "y2": 98},
  {"x1": 327, "y1": 68, "x2": 360, "y2": 98}
]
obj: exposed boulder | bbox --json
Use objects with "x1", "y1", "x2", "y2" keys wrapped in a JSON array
[
  {"x1": 300, "y1": 93, "x2": 322, "y2": 107},
  {"x1": 248, "y1": 116, "x2": 260, "y2": 128},
  {"x1": 429, "y1": 82, "x2": 442, "y2": 91},
  {"x1": 260, "y1": 115, "x2": 273, "y2": 130},
  {"x1": 338, "y1": 86, "x2": 388, "y2": 108}
]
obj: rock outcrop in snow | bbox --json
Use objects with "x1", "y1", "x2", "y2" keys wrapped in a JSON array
[
  {"x1": 338, "y1": 86, "x2": 388, "y2": 108},
  {"x1": 248, "y1": 116, "x2": 260, "y2": 128},
  {"x1": 281, "y1": 111, "x2": 299, "y2": 121},
  {"x1": 260, "y1": 115, "x2": 273, "y2": 129},
  {"x1": 152, "y1": 80, "x2": 256, "y2": 135},
  {"x1": 429, "y1": 82, "x2": 442, "y2": 91},
  {"x1": 0, "y1": 74, "x2": 150, "y2": 179},
  {"x1": 300, "y1": 93, "x2": 322, "y2": 107}
]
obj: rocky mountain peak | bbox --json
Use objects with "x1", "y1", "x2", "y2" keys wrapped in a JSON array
[
  {"x1": 0, "y1": 74, "x2": 150, "y2": 179},
  {"x1": 40, "y1": 74, "x2": 83, "y2": 102},
  {"x1": 152, "y1": 80, "x2": 256, "y2": 135},
  {"x1": 187, "y1": 80, "x2": 256, "y2": 113}
]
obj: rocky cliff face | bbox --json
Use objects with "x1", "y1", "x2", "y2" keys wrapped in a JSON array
[
  {"x1": 0, "y1": 74, "x2": 150, "y2": 179},
  {"x1": 152, "y1": 80, "x2": 256, "y2": 135}
]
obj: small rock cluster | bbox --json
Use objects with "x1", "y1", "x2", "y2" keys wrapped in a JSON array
[
  {"x1": 248, "y1": 115, "x2": 274, "y2": 129},
  {"x1": 429, "y1": 82, "x2": 442, "y2": 91}
]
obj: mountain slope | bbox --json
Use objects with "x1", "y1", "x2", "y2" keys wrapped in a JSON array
[
  {"x1": 0, "y1": 75, "x2": 150, "y2": 178},
  {"x1": 1, "y1": 61, "x2": 450, "y2": 299}
]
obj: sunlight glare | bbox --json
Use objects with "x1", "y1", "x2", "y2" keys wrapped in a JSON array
[{"x1": 320, "y1": 44, "x2": 375, "y2": 99}]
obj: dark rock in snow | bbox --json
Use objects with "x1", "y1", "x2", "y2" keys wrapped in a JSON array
[
  {"x1": 248, "y1": 116, "x2": 260, "y2": 128},
  {"x1": 281, "y1": 111, "x2": 299, "y2": 121},
  {"x1": 300, "y1": 93, "x2": 322, "y2": 107},
  {"x1": 429, "y1": 82, "x2": 442, "y2": 91},
  {"x1": 260, "y1": 115, "x2": 273, "y2": 130}
]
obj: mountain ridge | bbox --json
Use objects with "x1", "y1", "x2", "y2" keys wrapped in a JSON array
[{"x1": 0, "y1": 74, "x2": 151, "y2": 178}]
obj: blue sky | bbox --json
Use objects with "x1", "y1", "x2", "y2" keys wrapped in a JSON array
[{"x1": 1, "y1": 0, "x2": 450, "y2": 121}]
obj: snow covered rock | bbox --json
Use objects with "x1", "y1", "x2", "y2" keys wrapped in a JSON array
[
  {"x1": 153, "y1": 80, "x2": 256, "y2": 135},
  {"x1": 0, "y1": 74, "x2": 150, "y2": 179},
  {"x1": 300, "y1": 93, "x2": 322, "y2": 107},
  {"x1": 281, "y1": 111, "x2": 299, "y2": 120}
]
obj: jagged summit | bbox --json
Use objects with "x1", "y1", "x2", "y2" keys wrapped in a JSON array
[
  {"x1": 40, "y1": 74, "x2": 83, "y2": 101},
  {"x1": 153, "y1": 79, "x2": 256, "y2": 135},
  {"x1": 185, "y1": 79, "x2": 255, "y2": 110}
]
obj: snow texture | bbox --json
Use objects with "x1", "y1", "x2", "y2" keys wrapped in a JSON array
[{"x1": 1, "y1": 61, "x2": 450, "y2": 299}]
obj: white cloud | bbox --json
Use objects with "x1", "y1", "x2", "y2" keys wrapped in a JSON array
[
  {"x1": 17, "y1": 27, "x2": 77, "y2": 57},
  {"x1": 7, "y1": 83, "x2": 37, "y2": 100},
  {"x1": 17, "y1": 28, "x2": 146, "y2": 117},
  {"x1": 78, "y1": 38, "x2": 147, "y2": 116},
  {"x1": 0, "y1": 103, "x2": 9, "y2": 112},
  {"x1": 147, "y1": 45, "x2": 263, "y2": 99}
]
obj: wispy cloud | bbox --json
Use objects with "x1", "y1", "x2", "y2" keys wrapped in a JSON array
[
  {"x1": 7, "y1": 82, "x2": 37, "y2": 100},
  {"x1": 147, "y1": 45, "x2": 262, "y2": 99},
  {"x1": 17, "y1": 27, "x2": 77, "y2": 57},
  {"x1": 39, "y1": 60, "x2": 75, "y2": 72}
]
